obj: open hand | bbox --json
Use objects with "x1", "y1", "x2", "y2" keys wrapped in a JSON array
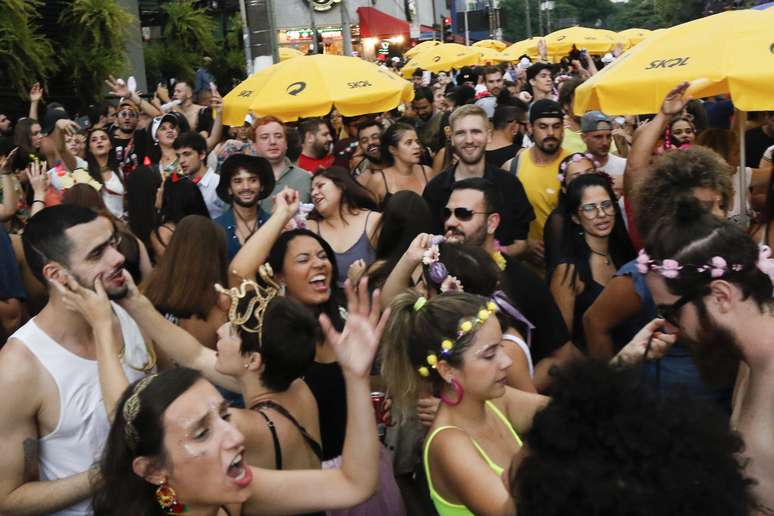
[
  {"x1": 105, "y1": 75, "x2": 130, "y2": 99},
  {"x1": 661, "y1": 82, "x2": 691, "y2": 116},
  {"x1": 29, "y1": 82, "x2": 44, "y2": 103},
  {"x1": 26, "y1": 159, "x2": 49, "y2": 196},
  {"x1": 319, "y1": 277, "x2": 391, "y2": 378},
  {"x1": 55, "y1": 118, "x2": 80, "y2": 137}
]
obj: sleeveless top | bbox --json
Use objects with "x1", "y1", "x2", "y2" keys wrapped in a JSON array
[
  {"x1": 423, "y1": 401, "x2": 522, "y2": 516},
  {"x1": 11, "y1": 303, "x2": 154, "y2": 516},
  {"x1": 249, "y1": 399, "x2": 323, "y2": 470},
  {"x1": 378, "y1": 166, "x2": 429, "y2": 209},
  {"x1": 317, "y1": 212, "x2": 376, "y2": 287}
]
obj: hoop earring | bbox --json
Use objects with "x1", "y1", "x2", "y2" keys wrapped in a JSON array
[
  {"x1": 156, "y1": 481, "x2": 188, "y2": 514},
  {"x1": 440, "y1": 379, "x2": 464, "y2": 406}
]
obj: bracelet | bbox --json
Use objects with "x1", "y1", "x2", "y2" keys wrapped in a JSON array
[{"x1": 32, "y1": 200, "x2": 46, "y2": 206}]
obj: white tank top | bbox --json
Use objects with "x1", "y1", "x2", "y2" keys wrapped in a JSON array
[{"x1": 10, "y1": 303, "x2": 155, "y2": 516}]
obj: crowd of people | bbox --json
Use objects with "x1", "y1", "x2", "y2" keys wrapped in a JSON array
[{"x1": 0, "y1": 44, "x2": 773, "y2": 516}]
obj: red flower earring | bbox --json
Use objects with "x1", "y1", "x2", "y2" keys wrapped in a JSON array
[{"x1": 156, "y1": 481, "x2": 188, "y2": 513}]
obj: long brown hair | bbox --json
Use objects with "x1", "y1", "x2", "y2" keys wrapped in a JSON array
[
  {"x1": 142, "y1": 215, "x2": 228, "y2": 319},
  {"x1": 307, "y1": 166, "x2": 378, "y2": 221}
]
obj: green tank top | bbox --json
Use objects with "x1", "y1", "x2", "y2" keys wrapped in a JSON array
[{"x1": 423, "y1": 400, "x2": 523, "y2": 516}]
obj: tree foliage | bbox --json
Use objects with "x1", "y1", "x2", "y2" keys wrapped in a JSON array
[
  {"x1": 0, "y1": 0, "x2": 57, "y2": 96},
  {"x1": 58, "y1": 0, "x2": 134, "y2": 102}
]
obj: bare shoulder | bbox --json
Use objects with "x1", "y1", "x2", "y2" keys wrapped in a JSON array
[
  {"x1": 0, "y1": 339, "x2": 43, "y2": 418},
  {"x1": 501, "y1": 387, "x2": 549, "y2": 433}
]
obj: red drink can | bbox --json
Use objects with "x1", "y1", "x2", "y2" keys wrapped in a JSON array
[{"x1": 370, "y1": 391, "x2": 387, "y2": 440}]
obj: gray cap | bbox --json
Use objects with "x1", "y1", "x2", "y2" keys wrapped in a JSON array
[{"x1": 580, "y1": 111, "x2": 613, "y2": 133}]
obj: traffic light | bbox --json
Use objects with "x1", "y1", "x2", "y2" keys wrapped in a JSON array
[{"x1": 442, "y1": 16, "x2": 452, "y2": 42}]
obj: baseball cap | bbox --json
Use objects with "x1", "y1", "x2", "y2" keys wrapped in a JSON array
[
  {"x1": 580, "y1": 111, "x2": 613, "y2": 132},
  {"x1": 150, "y1": 112, "x2": 189, "y2": 142},
  {"x1": 529, "y1": 99, "x2": 564, "y2": 124}
]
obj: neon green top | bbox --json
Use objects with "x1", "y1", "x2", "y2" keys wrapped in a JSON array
[{"x1": 423, "y1": 400, "x2": 523, "y2": 516}]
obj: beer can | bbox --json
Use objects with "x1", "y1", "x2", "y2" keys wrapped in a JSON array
[{"x1": 370, "y1": 391, "x2": 386, "y2": 440}]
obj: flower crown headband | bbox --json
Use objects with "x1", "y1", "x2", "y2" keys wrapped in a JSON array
[
  {"x1": 414, "y1": 298, "x2": 499, "y2": 377},
  {"x1": 636, "y1": 245, "x2": 774, "y2": 279},
  {"x1": 557, "y1": 153, "x2": 599, "y2": 184},
  {"x1": 422, "y1": 236, "x2": 464, "y2": 294}
]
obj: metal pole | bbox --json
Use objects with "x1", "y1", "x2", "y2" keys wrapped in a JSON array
[
  {"x1": 340, "y1": 0, "x2": 353, "y2": 55},
  {"x1": 524, "y1": 0, "x2": 532, "y2": 38},
  {"x1": 737, "y1": 109, "x2": 750, "y2": 227},
  {"x1": 238, "y1": 0, "x2": 253, "y2": 74},
  {"x1": 309, "y1": 6, "x2": 319, "y2": 53},
  {"x1": 537, "y1": 1, "x2": 544, "y2": 36},
  {"x1": 464, "y1": 0, "x2": 469, "y2": 46}
]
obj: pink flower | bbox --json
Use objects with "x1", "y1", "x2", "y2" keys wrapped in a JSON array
[
  {"x1": 709, "y1": 256, "x2": 727, "y2": 278},
  {"x1": 660, "y1": 259, "x2": 682, "y2": 279},
  {"x1": 422, "y1": 245, "x2": 440, "y2": 265},
  {"x1": 440, "y1": 275, "x2": 464, "y2": 293}
]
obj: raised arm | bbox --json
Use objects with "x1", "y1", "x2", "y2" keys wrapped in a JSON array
[
  {"x1": 117, "y1": 271, "x2": 240, "y2": 392},
  {"x1": 205, "y1": 86, "x2": 224, "y2": 152},
  {"x1": 105, "y1": 75, "x2": 162, "y2": 118},
  {"x1": 0, "y1": 150, "x2": 20, "y2": 221},
  {"x1": 624, "y1": 82, "x2": 690, "y2": 200},
  {"x1": 230, "y1": 187, "x2": 300, "y2": 283},
  {"x1": 380, "y1": 232, "x2": 431, "y2": 309},
  {"x1": 242, "y1": 278, "x2": 386, "y2": 514},
  {"x1": 0, "y1": 341, "x2": 96, "y2": 514},
  {"x1": 28, "y1": 83, "x2": 42, "y2": 121}
]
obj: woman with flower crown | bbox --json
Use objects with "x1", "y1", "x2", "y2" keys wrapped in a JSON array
[{"x1": 380, "y1": 290, "x2": 547, "y2": 515}]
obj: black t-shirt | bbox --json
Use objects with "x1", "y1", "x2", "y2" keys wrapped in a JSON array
[
  {"x1": 110, "y1": 128, "x2": 149, "y2": 167},
  {"x1": 423, "y1": 162, "x2": 535, "y2": 245},
  {"x1": 502, "y1": 255, "x2": 569, "y2": 363},
  {"x1": 486, "y1": 144, "x2": 518, "y2": 168},
  {"x1": 745, "y1": 126, "x2": 774, "y2": 167}
]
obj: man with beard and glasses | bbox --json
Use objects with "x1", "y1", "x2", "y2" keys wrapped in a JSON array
[
  {"x1": 251, "y1": 116, "x2": 311, "y2": 214},
  {"x1": 442, "y1": 177, "x2": 572, "y2": 389},
  {"x1": 0, "y1": 205, "x2": 155, "y2": 515},
  {"x1": 503, "y1": 99, "x2": 570, "y2": 269},
  {"x1": 214, "y1": 154, "x2": 276, "y2": 260},
  {"x1": 352, "y1": 120, "x2": 385, "y2": 178},
  {"x1": 642, "y1": 200, "x2": 774, "y2": 514},
  {"x1": 424, "y1": 105, "x2": 534, "y2": 257},
  {"x1": 297, "y1": 118, "x2": 334, "y2": 173}
]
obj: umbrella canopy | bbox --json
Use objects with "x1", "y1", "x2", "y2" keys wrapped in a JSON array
[
  {"x1": 223, "y1": 54, "x2": 414, "y2": 124},
  {"x1": 477, "y1": 46, "x2": 508, "y2": 64},
  {"x1": 616, "y1": 28, "x2": 652, "y2": 49},
  {"x1": 529, "y1": 27, "x2": 616, "y2": 58},
  {"x1": 279, "y1": 47, "x2": 304, "y2": 62},
  {"x1": 574, "y1": 9, "x2": 774, "y2": 115},
  {"x1": 404, "y1": 40, "x2": 442, "y2": 59},
  {"x1": 402, "y1": 43, "x2": 481, "y2": 77},
  {"x1": 472, "y1": 39, "x2": 508, "y2": 51},
  {"x1": 500, "y1": 38, "x2": 540, "y2": 62}
]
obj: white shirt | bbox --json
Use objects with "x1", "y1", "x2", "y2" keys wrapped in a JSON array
[{"x1": 197, "y1": 167, "x2": 228, "y2": 219}]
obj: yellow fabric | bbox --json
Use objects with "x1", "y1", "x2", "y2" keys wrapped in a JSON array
[
  {"x1": 404, "y1": 40, "x2": 442, "y2": 60},
  {"x1": 517, "y1": 147, "x2": 570, "y2": 241},
  {"x1": 402, "y1": 43, "x2": 481, "y2": 77},
  {"x1": 562, "y1": 128, "x2": 587, "y2": 154},
  {"x1": 278, "y1": 47, "x2": 303, "y2": 62},
  {"x1": 616, "y1": 28, "x2": 652, "y2": 50},
  {"x1": 222, "y1": 54, "x2": 414, "y2": 124},
  {"x1": 528, "y1": 27, "x2": 616, "y2": 58},
  {"x1": 472, "y1": 39, "x2": 508, "y2": 51},
  {"x1": 423, "y1": 401, "x2": 523, "y2": 516},
  {"x1": 500, "y1": 38, "x2": 540, "y2": 62},
  {"x1": 575, "y1": 9, "x2": 774, "y2": 114},
  {"x1": 477, "y1": 47, "x2": 508, "y2": 64}
]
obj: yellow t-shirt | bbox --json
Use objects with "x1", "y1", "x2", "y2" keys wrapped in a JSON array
[{"x1": 517, "y1": 147, "x2": 570, "y2": 241}]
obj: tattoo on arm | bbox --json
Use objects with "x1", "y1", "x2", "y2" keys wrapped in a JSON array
[{"x1": 22, "y1": 438, "x2": 39, "y2": 482}]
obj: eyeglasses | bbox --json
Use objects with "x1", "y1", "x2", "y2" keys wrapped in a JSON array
[
  {"x1": 118, "y1": 110, "x2": 138, "y2": 119},
  {"x1": 578, "y1": 200, "x2": 615, "y2": 219},
  {"x1": 656, "y1": 290, "x2": 701, "y2": 327},
  {"x1": 442, "y1": 207, "x2": 491, "y2": 222}
]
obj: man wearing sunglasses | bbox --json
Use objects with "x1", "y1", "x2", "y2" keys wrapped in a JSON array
[
  {"x1": 443, "y1": 177, "x2": 572, "y2": 386},
  {"x1": 643, "y1": 206, "x2": 774, "y2": 512},
  {"x1": 423, "y1": 104, "x2": 534, "y2": 257}
]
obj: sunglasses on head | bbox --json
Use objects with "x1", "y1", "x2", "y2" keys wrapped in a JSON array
[{"x1": 442, "y1": 207, "x2": 491, "y2": 222}]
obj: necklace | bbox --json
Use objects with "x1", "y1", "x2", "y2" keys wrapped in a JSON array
[
  {"x1": 589, "y1": 247, "x2": 611, "y2": 266},
  {"x1": 234, "y1": 207, "x2": 258, "y2": 243}
]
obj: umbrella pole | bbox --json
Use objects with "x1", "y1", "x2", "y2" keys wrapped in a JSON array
[{"x1": 737, "y1": 109, "x2": 749, "y2": 228}]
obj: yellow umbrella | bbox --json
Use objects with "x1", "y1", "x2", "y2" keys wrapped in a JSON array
[
  {"x1": 500, "y1": 38, "x2": 540, "y2": 62},
  {"x1": 529, "y1": 26, "x2": 616, "y2": 57},
  {"x1": 223, "y1": 54, "x2": 414, "y2": 124},
  {"x1": 404, "y1": 40, "x2": 442, "y2": 59},
  {"x1": 574, "y1": 9, "x2": 774, "y2": 115},
  {"x1": 616, "y1": 28, "x2": 652, "y2": 50},
  {"x1": 279, "y1": 47, "x2": 304, "y2": 62},
  {"x1": 402, "y1": 43, "x2": 481, "y2": 77},
  {"x1": 472, "y1": 39, "x2": 508, "y2": 51},
  {"x1": 477, "y1": 46, "x2": 508, "y2": 64}
]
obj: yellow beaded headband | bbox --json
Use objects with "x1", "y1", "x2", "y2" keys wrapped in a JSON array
[
  {"x1": 417, "y1": 301, "x2": 498, "y2": 377},
  {"x1": 215, "y1": 264, "x2": 280, "y2": 349}
]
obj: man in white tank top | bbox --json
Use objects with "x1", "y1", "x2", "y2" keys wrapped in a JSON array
[{"x1": 0, "y1": 205, "x2": 155, "y2": 515}]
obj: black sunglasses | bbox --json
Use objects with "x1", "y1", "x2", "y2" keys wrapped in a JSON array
[
  {"x1": 656, "y1": 290, "x2": 701, "y2": 326},
  {"x1": 442, "y1": 207, "x2": 491, "y2": 222}
]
